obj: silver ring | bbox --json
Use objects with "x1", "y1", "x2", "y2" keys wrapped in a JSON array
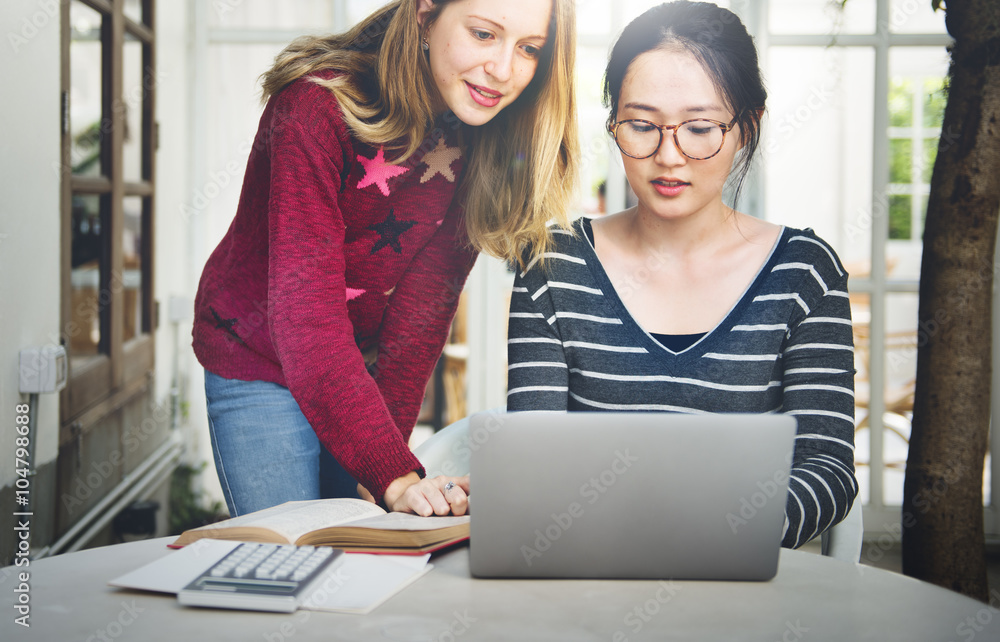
[{"x1": 443, "y1": 481, "x2": 456, "y2": 494}]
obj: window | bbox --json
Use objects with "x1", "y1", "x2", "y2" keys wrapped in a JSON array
[
  {"x1": 887, "y1": 74, "x2": 946, "y2": 241},
  {"x1": 61, "y1": 0, "x2": 157, "y2": 431}
]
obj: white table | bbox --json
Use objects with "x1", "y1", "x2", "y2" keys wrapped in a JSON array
[{"x1": 3, "y1": 537, "x2": 998, "y2": 641}]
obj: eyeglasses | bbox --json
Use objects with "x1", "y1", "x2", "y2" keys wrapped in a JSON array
[{"x1": 609, "y1": 117, "x2": 738, "y2": 161}]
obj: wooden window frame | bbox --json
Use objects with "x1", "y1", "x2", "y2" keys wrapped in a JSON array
[{"x1": 60, "y1": 0, "x2": 157, "y2": 435}]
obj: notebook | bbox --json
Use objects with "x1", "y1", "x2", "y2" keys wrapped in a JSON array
[{"x1": 469, "y1": 411, "x2": 796, "y2": 580}]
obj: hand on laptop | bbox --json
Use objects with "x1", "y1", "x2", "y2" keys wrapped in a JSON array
[{"x1": 382, "y1": 472, "x2": 470, "y2": 517}]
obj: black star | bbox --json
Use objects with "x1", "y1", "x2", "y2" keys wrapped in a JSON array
[
  {"x1": 368, "y1": 209, "x2": 416, "y2": 255},
  {"x1": 210, "y1": 306, "x2": 245, "y2": 345}
]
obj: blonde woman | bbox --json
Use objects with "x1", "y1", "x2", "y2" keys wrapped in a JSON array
[{"x1": 193, "y1": 0, "x2": 578, "y2": 518}]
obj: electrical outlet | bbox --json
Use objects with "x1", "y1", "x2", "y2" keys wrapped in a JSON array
[{"x1": 19, "y1": 345, "x2": 68, "y2": 394}]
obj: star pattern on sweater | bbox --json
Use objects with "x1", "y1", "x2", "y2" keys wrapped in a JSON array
[
  {"x1": 210, "y1": 306, "x2": 245, "y2": 345},
  {"x1": 368, "y1": 209, "x2": 416, "y2": 254},
  {"x1": 420, "y1": 139, "x2": 462, "y2": 184},
  {"x1": 357, "y1": 147, "x2": 409, "y2": 196},
  {"x1": 345, "y1": 288, "x2": 366, "y2": 301}
]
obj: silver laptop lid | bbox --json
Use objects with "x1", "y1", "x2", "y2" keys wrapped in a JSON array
[{"x1": 469, "y1": 411, "x2": 795, "y2": 580}]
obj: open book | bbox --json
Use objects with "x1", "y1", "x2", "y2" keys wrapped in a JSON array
[{"x1": 170, "y1": 498, "x2": 469, "y2": 555}]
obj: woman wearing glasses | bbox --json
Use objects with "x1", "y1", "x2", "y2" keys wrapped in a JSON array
[{"x1": 506, "y1": 0, "x2": 856, "y2": 549}]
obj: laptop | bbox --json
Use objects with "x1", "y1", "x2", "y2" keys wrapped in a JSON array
[{"x1": 469, "y1": 411, "x2": 795, "y2": 580}]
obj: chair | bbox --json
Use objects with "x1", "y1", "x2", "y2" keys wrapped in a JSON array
[
  {"x1": 412, "y1": 411, "x2": 476, "y2": 478},
  {"x1": 821, "y1": 499, "x2": 864, "y2": 562},
  {"x1": 415, "y1": 409, "x2": 865, "y2": 562}
]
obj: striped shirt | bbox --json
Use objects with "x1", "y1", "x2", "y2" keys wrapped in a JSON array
[{"x1": 506, "y1": 218, "x2": 857, "y2": 549}]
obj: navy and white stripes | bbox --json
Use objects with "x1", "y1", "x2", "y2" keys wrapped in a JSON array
[{"x1": 506, "y1": 218, "x2": 857, "y2": 549}]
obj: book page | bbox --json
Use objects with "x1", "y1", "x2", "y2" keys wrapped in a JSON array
[
  {"x1": 343, "y1": 512, "x2": 470, "y2": 532},
  {"x1": 188, "y1": 499, "x2": 386, "y2": 543}
]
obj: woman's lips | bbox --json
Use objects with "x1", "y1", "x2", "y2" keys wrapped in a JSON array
[
  {"x1": 466, "y1": 81, "x2": 502, "y2": 108},
  {"x1": 652, "y1": 179, "x2": 690, "y2": 197}
]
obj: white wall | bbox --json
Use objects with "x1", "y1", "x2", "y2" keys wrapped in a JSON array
[{"x1": 0, "y1": 0, "x2": 63, "y2": 488}]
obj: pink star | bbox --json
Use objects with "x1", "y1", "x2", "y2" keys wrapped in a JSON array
[
  {"x1": 345, "y1": 288, "x2": 366, "y2": 301},
  {"x1": 357, "y1": 147, "x2": 409, "y2": 196}
]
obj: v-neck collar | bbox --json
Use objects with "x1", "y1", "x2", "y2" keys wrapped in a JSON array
[{"x1": 578, "y1": 217, "x2": 788, "y2": 359}]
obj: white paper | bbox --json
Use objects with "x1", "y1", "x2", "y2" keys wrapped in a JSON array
[
  {"x1": 108, "y1": 539, "x2": 240, "y2": 594},
  {"x1": 108, "y1": 539, "x2": 431, "y2": 615},
  {"x1": 299, "y1": 554, "x2": 432, "y2": 614}
]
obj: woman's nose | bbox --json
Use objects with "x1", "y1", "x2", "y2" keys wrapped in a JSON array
[
  {"x1": 653, "y1": 130, "x2": 687, "y2": 166},
  {"x1": 484, "y1": 46, "x2": 514, "y2": 83}
]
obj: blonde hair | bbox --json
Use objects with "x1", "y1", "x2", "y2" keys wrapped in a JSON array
[{"x1": 259, "y1": 0, "x2": 578, "y2": 268}]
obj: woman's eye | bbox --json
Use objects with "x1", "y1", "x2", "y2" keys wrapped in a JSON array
[
  {"x1": 627, "y1": 122, "x2": 656, "y2": 133},
  {"x1": 522, "y1": 44, "x2": 541, "y2": 57},
  {"x1": 688, "y1": 126, "x2": 715, "y2": 136},
  {"x1": 472, "y1": 29, "x2": 492, "y2": 41}
]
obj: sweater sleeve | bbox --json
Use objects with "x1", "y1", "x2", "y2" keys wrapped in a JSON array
[
  {"x1": 506, "y1": 255, "x2": 570, "y2": 411},
  {"x1": 370, "y1": 200, "x2": 478, "y2": 437},
  {"x1": 780, "y1": 269, "x2": 858, "y2": 549},
  {"x1": 264, "y1": 85, "x2": 422, "y2": 500}
]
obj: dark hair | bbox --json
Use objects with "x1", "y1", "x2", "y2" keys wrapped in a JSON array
[{"x1": 602, "y1": 1, "x2": 766, "y2": 210}]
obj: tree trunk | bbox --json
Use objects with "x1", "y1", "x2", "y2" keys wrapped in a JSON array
[{"x1": 902, "y1": 0, "x2": 1000, "y2": 602}]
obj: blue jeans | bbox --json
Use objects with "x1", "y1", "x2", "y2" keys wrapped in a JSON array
[{"x1": 204, "y1": 370, "x2": 359, "y2": 517}]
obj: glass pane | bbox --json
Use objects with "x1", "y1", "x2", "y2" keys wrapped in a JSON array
[
  {"x1": 851, "y1": 291, "x2": 871, "y2": 505},
  {"x1": 887, "y1": 222, "x2": 924, "y2": 282},
  {"x1": 70, "y1": 1, "x2": 104, "y2": 177},
  {"x1": 769, "y1": 0, "x2": 876, "y2": 35},
  {"x1": 888, "y1": 79, "x2": 912, "y2": 127},
  {"x1": 922, "y1": 78, "x2": 947, "y2": 127},
  {"x1": 922, "y1": 138, "x2": 938, "y2": 183},
  {"x1": 123, "y1": 34, "x2": 145, "y2": 183},
  {"x1": 211, "y1": 0, "x2": 335, "y2": 29},
  {"x1": 888, "y1": 195, "x2": 911, "y2": 240},
  {"x1": 70, "y1": 194, "x2": 107, "y2": 363},
  {"x1": 887, "y1": 48, "x2": 948, "y2": 280},
  {"x1": 889, "y1": 139, "x2": 911, "y2": 183},
  {"x1": 764, "y1": 46, "x2": 874, "y2": 266},
  {"x1": 124, "y1": 0, "x2": 143, "y2": 24},
  {"x1": 882, "y1": 293, "x2": 919, "y2": 506},
  {"x1": 889, "y1": 0, "x2": 947, "y2": 34},
  {"x1": 123, "y1": 197, "x2": 145, "y2": 342}
]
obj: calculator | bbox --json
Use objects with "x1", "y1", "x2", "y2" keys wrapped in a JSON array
[{"x1": 177, "y1": 542, "x2": 344, "y2": 613}]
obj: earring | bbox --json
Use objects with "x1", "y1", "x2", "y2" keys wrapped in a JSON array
[{"x1": 422, "y1": 38, "x2": 429, "y2": 51}]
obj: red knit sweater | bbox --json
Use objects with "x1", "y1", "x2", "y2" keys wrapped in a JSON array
[{"x1": 193, "y1": 71, "x2": 477, "y2": 500}]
